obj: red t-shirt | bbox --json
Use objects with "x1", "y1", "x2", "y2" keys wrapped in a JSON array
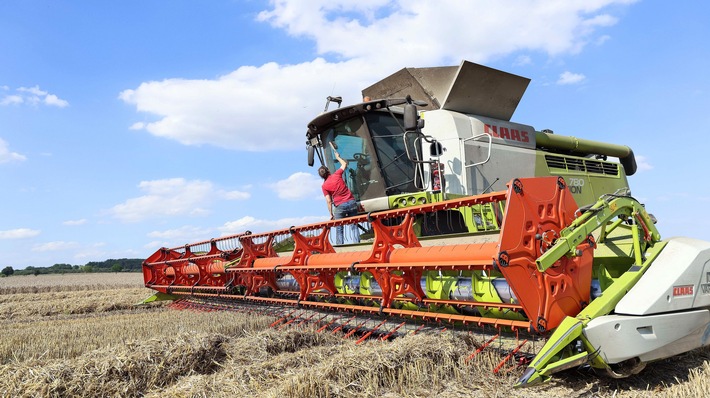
[{"x1": 322, "y1": 168, "x2": 355, "y2": 206}]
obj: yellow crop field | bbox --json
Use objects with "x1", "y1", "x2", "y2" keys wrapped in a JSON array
[{"x1": 1, "y1": 273, "x2": 709, "y2": 397}]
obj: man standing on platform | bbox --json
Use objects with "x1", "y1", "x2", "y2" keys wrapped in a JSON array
[{"x1": 318, "y1": 142, "x2": 360, "y2": 245}]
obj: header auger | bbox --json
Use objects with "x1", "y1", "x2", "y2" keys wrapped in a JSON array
[
  {"x1": 143, "y1": 60, "x2": 710, "y2": 387},
  {"x1": 144, "y1": 176, "x2": 591, "y2": 333}
]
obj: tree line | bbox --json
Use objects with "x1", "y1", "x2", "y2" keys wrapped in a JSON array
[{"x1": 1, "y1": 258, "x2": 143, "y2": 277}]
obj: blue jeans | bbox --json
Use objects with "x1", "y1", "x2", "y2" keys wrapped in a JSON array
[{"x1": 333, "y1": 200, "x2": 360, "y2": 245}]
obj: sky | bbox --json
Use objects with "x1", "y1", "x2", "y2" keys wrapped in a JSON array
[{"x1": 1, "y1": 1, "x2": 709, "y2": 269}]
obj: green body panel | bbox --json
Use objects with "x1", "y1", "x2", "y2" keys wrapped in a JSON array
[
  {"x1": 384, "y1": 150, "x2": 628, "y2": 235},
  {"x1": 518, "y1": 317, "x2": 586, "y2": 385},
  {"x1": 518, "y1": 241, "x2": 667, "y2": 386},
  {"x1": 388, "y1": 191, "x2": 503, "y2": 234},
  {"x1": 460, "y1": 203, "x2": 504, "y2": 232},
  {"x1": 516, "y1": 194, "x2": 665, "y2": 387},
  {"x1": 388, "y1": 191, "x2": 435, "y2": 209},
  {"x1": 533, "y1": 151, "x2": 630, "y2": 207}
]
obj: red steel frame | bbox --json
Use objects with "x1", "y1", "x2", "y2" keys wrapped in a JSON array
[{"x1": 143, "y1": 177, "x2": 593, "y2": 333}]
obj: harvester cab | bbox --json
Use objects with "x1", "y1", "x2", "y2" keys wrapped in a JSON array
[
  {"x1": 143, "y1": 60, "x2": 710, "y2": 389},
  {"x1": 306, "y1": 60, "x2": 637, "y2": 233}
]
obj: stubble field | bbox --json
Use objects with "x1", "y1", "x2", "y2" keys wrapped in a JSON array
[{"x1": 1, "y1": 273, "x2": 710, "y2": 397}]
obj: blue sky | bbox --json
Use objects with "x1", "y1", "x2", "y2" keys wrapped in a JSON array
[{"x1": 1, "y1": 1, "x2": 709, "y2": 269}]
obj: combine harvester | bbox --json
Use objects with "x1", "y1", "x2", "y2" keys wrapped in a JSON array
[{"x1": 142, "y1": 61, "x2": 710, "y2": 387}]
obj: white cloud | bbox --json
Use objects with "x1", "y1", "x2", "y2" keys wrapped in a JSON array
[
  {"x1": 18, "y1": 86, "x2": 47, "y2": 96},
  {"x1": 219, "y1": 215, "x2": 325, "y2": 235},
  {"x1": 0, "y1": 138, "x2": 26, "y2": 163},
  {"x1": 0, "y1": 228, "x2": 41, "y2": 239},
  {"x1": 257, "y1": 1, "x2": 630, "y2": 63},
  {"x1": 513, "y1": 55, "x2": 533, "y2": 67},
  {"x1": 110, "y1": 178, "x2": 212, "y2": 222},
  {"x1": 32, "y1": 241, "x2": 80, "y2": 252},
  {"x1": 146, "y1": 225, "x2": 213, "y2": 247},
  {"x1": 109, "y1": 178, "x2": 249, "y2": 222},
  {"x1": 121, "y1": 1, "x2": 634, "y2": 151},
  {"x1": 144, "y1": 240, "x2": 165, "y2": 250},
  {"x1": 223, "y1": 190, "x2": 251, "y2": 200},
  {"x1": 1, "y1": 85, "x2": 69, "y2": 108},
  {"x1": 270, "y1": 172, "x2": 322, "y2": 200},
  {"x1": 595, "y1": 35, "x2": 611, "y2": 46},
  {"x1": 557, "y1": 71, "x2": 586, "y2": 85},
  {"x1": 119, "y1": 59, "x2": 344, "y2": 151},
  {"x1": 73, "y1": 243, "x2": 108, "y2": 260},
  {"x1": 635, "y1": 155, "x2": 653, "y2": 172},
  {"x1": 63, "y1": 218, "x2": 87, "y2": 226},
  {"x1": 581, "y1": 13, "x2": 618, "y2": 29},
  {"x1": 44, "y1": 94, "x2": 69, "y2": 107},
  {"x1": 0, "y1": 95, "x2": 23, "y2": 106}
]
